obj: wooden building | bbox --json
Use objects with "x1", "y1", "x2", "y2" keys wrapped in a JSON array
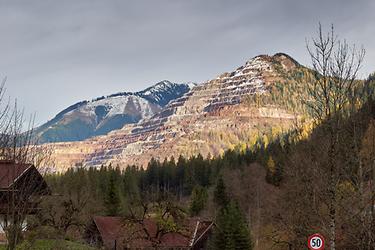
[{"x1": 0, "y1": 160, "x2": 50, "y2": 240}]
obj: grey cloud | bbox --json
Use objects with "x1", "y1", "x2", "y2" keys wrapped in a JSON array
[{"x1": 0, "y1": 0, "x2": 374, "y2": 125}]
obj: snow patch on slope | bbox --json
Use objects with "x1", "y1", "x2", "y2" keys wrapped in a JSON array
[{"x1": 83, "y1": 95, "x2": 155, "y2": 119}]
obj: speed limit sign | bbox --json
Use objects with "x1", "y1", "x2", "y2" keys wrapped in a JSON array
[{"x1": 308, "y1": 233, "x2": 325, "y2": 250}]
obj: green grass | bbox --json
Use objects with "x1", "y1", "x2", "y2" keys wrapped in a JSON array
[{"x1": 0, "y1": 239, "x2": 96, "y2": 250}]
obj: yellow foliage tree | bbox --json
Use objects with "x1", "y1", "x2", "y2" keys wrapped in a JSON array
[{"x1": 267, "y1": 156, "x2": 276, "y2": 175}]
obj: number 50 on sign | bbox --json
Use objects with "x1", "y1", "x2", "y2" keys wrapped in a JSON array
[{"x1": 308, "y1": 233, "x2": 325, "y2": 250}]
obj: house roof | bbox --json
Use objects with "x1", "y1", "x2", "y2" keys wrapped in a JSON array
[
  {"x1": 92, "y1": 216, "x2": 213, "y2": 249},
  {"x1": 92, "y1": 216, "x2": 155, "y2": 249},
  {"x1": 92, "y1": 216, "x2": 123, "y2": 246},
  {"x1": 159, "y1": 232, "x2": 190, "y2": 247},
  {"x1": 0, "y1": 161, "x2": 33, "y2": 189}
]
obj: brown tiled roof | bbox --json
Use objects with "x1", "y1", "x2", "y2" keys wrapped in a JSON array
[
  {"x1": 92, "y1": 216, "x2": 213, "y2": 249},
  {"x1": 92, "y1": 216, "x2": 156, "y2": 249},
  {"x1": 0, "y1": 161, "x2": 32, "y2": 189},
  {"x1": 159, "y1": 232, "x2": 190, "y2": 247},
  {"x1": 92, "y1": 216, "x2": 123, "y2": 247}
]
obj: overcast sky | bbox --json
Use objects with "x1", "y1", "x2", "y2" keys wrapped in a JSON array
[{"x1": 1, "y1": 0, "x2": 374, "y2": 125}]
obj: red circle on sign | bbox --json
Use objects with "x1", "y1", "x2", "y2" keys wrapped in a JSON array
[{"x1": 308, "y1": 233, "x2": 325, "y2": 250}]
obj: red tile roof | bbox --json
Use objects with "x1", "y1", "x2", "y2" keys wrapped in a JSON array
[
  {"x1": 0, "y1": 161, "x2": 32, "y2": 189},
  {"x1": 159, "y1": 232, "x2": 190, "y2": 247},
  {"x1": 91, "y1": 216, "x2": 213, "y2": 249},
  {"x1": 92, "y1": 216, "x2": 123, "y2": 248},
  {"x1": 92, "y1": 216, "x2": 156, "y2": 249}
]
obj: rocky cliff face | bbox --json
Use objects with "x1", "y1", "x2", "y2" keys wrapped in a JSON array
[
  {"x1": 48, "y1": 53, "x2": 301, "y2": 171},
  {"x1": 35, "y1": 81, "x2": 194, "y2": 143}
]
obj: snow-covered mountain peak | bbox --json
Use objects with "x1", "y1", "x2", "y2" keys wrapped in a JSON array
[
  {"x1": 137, "y1": 81, "x2": 196, "y2": 106},
  {"x1": 35, "y1": 80, "x2": 194, "y2": 143}
]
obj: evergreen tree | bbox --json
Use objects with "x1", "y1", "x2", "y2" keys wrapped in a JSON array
[
  {"x1": 214, "y1": 176, "x2": 228, "y2": 208},
  {"x1": 183, "y1": 159, "x2": 195, "y2": 195},
  {"x1": 175, "y1": 155, "x2": 186, "y2": 197},
  {"x1": 189, "y1": 185, "x2": 208, "y2": 216},
  {"x1": 123, "y1": 166, "x2": 140, "y2": 202},
  {"x1": 104, "y1": 171, "x2": 120, "y2": 216},
  {"x1": 211, "y1": 201, "x2": 252, "y2": 250}
]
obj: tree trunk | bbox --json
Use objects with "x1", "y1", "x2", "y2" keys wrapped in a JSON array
[
  {"x1": 329, "y1": 172, "x2": 336, "y2": 250},
  {"x1": 358, "y1": 159, "x2": 367, "y2": 249},
  {"x1": 255, "y1": 180, "x2": 260, "y2": 249},
  {"x1": 328, "y1": 129, "x2": 337, "y2": 250},
  {"x1": 371, "y1": 159, "x2": 375, "y2": 249}
]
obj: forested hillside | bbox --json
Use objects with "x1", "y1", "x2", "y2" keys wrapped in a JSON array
[
  {"x1": 30, "y1": 72, "x2": 375, "y2": 249},
  {"x1": 28, "y1": 27, "x2": 375, "y2": 249}
]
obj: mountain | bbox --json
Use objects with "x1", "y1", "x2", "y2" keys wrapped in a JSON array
[
  {"x1": 137, "y1": 81, "x2": 196, "y2": 106},
  {"x1": 35, "y1": 81, "x2": 195, "y2": 143},
  {"x1": 47, "y1": 53, "x2": 304, "y2": 171}
]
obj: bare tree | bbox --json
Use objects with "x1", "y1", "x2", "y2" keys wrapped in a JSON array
[
  {"x1": 303, "y1": 24, "x2": 365, "y2": 250},
  {"x1": 123, "y1": 191, "x2": 186, "y2": 248},
  {"x1": 0, "y1": 81, "x2": 52, "y2": 250},
  {"x1": 39, "y1": 194, "x2": 89, "y2": 235}
]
